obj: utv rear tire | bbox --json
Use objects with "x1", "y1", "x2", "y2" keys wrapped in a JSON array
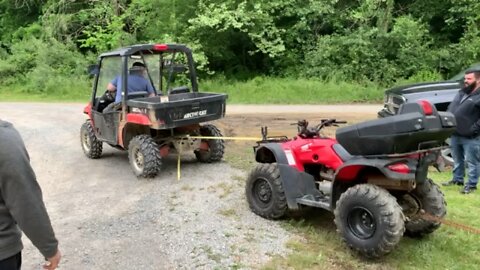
[
  {"x1": 246, "y1": 163, "x2": 287, "y2": 219},
  {"x1": 194, "y1": 124, "x2": 224, "y2": 163},
  {"x1": 80, "y1": 121, "x2": 103, "y2": 159},
  {"x1": 403, "y1": 178, "x2": 446, "y2": 237},
  {"x1": 334, "y1": 184, "x2": 405, "y2": 258},
  {"x1": 128, "y1": 135, "x2": 162, "y2": 178}
]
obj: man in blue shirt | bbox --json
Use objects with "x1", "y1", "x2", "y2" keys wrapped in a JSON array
[{"x1": 106, "y1": 62, "x2": 156, "y2": 103}]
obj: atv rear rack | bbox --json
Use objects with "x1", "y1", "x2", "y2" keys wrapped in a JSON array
[{"x1": 364, "y1": 145, "x2": 447, "y2": 158}]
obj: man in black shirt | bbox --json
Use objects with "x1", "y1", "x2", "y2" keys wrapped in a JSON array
[{"x1": 442, "y1": 68, "x2": 480, "y2": 194}]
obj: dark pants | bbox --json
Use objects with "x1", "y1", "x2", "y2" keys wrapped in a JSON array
[{"x1": 0, "y1": 252, "x2": 21, "y2": 270}]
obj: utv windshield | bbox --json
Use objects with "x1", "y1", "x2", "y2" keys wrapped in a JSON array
[{"x1": 130, "y1": 50, "x2": 193, "y2": 95}]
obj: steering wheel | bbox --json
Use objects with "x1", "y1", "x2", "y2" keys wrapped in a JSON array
[{"x1": 102, "y1": 90, "x2": 115, "y2": 102}]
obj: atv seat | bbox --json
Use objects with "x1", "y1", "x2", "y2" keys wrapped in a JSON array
[{"x1": 332, "y1": 144, "x2": 353, "y2": 162}]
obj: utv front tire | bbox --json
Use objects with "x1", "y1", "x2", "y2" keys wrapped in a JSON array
[
  {"x1": 80, "y1": 121, "x2": 103, "y2": 159},
  {"x1": 194, "y1": 124, "x2": 224, "y2": 163},
  {"x1": 246, "y1": 163, "x2": 287, "y2": 219},
  {"x1": 128, "y1": 135, "x2": 162, "y2": 178},
  {"x1": 403, "y1": 178, "x2": 446, "y2": 237},
  {"x1": 334, "y1": 184, "x2": 405, "y2": 258}
]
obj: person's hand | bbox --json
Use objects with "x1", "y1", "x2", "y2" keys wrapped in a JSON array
[{"x1": 44, "y1": 249, "x2": 61, "y2": 270}]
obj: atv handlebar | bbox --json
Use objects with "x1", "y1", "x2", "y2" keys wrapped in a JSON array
[{"x1": 297, "y1": 119, "x2": 347, "y2": 138}]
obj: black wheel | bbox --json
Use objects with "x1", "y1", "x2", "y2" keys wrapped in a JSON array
[
  {"x1": 246, "y1": 163, "x2": 287, "y2": 219},
  {"x1": 194, "y1": 124, "x2": 224, "y2": 163},
  {"x1": 400, "y1": 178, "x2": 446, "y2": 237},
  {"x1": 80, "y1": 121, "x2": 103, "y2": 159},
  {"x1": 334, "y1": 184, "x2": 405, "y2": 258},
  {"x1": 128, "y1": 135, "x2": 162, "y2": 178}
]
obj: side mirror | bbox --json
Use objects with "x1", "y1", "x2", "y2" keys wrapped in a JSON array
[{"x1": 87, "y1": 64, "x2": 99, "y2": 77}]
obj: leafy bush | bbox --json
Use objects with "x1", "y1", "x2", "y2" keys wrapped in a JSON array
[
  {"x1": 303, "y1": 16, "x2": 439, "y2": 85},
  {"x1": 0, "y1": 37, "x2": 91, "y2": 96}
]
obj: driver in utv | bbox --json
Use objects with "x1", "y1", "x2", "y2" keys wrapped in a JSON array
[{"x1": 103, "y1": 62, "x2": 155, "y2": 112}]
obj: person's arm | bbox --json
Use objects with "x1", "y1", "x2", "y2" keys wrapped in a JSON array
[
  {"x1": 470, "y1": 101, "x2": 480, "y2": 136},
  {"x1": 107, "y1": 76, "x2": 118, "y2": 92},
  {"x1": 107, "y1": 82, "x2": 117, "y2": 92},
  {"x1": 146, "y1": 79, "x2": 156, "y2": 97},
  {"x1": 0, "y1": 122, "x2": 60, "y2": 264}
]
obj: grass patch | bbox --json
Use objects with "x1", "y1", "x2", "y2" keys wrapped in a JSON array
[
  {"x1": 0, "y1": 76, "x2": 383, "y2": 104},
  {"x1": 200, "y1": 246, "x2": 224, "y2": 263},
  {"x1": 217, "y1": 182, "x2": 235, "y2": 199},
  {"x1": 181, "y1": 184, "x2": 194, "y2": 191},
  {"x1": 202, "y1": 76, "x2": 383, "y2": 104},
  {"x1": 207, "y1": 182, "x2": 235, "y2": 198},
  {"x1": 224, "y1": 142, "x2": 256, "y2": 171},
  {"x1": 218, "y1": 208, "x2": 237, "y2": 218},
  {"x1": 0, "y1": 82, "x2": 90, "y2": 102}
]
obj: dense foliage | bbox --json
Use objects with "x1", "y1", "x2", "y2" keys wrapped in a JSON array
[{"x1": 1, "y1": 0, "x2": 479, "y2": 95}]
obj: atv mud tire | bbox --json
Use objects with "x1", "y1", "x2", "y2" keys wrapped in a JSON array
[
  {"x1": 128, "y1": 135, "x2": 162, "y2": 178},
  {"x1": 80, "y1": 121, "x2": 103, "y2": 159},
  {"x1": 194, "y1": 124, "x2": 224, "y2": 163},
  {"x1": 403, "y1": 178, "x2": 446, "y2": 237},
  {"x1": 246, "y1": 163, "x2": 287, "y2": 219},
  {"x1": 334, "y1": 184, "x2": 405, "y2": 258}
]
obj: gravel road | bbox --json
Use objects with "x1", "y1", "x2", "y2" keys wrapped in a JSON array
[{"x1": 0, "y1": 103, "x2": 379, "y2": 269}]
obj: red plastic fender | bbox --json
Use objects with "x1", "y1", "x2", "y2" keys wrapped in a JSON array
[
  {"x1": 83, "y1": 103, "x2": 92, "y2": 117},
  {"x1": 335, "y1": 165, "x2": 364, "y2": 181},
  {"x1": 126, "y1": 113, "x2": 152, "y2": 125}
]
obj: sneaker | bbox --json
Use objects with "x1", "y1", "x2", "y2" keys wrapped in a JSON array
[
  {"x1": 461, "y1": 185, "x2": 477, "y2": 194},
  {"x1": 442, "y1": 180, "x2": 464, "y2": 186}
]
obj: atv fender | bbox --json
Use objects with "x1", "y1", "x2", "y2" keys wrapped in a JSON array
[
  {"x1": 255, "y1": 143, "x2": 322, "y2": 210},
  {"x1": 334, "y1": 157, "x2": 417, "y2": 182},
  {"x1": 330, "y1": 157, "x2": 418, "y2": 208}
]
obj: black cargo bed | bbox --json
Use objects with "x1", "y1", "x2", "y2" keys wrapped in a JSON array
[{"x1": 127, "y1": 92, "x2": 227, "y2": 129}]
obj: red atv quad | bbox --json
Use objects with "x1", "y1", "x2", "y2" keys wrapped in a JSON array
[
  {"x1": 81, "y1": 44, "x2": 227, "y2": 177},
  {"x1": 246, "y1": 101, "x2": 456, "y2": 258}
]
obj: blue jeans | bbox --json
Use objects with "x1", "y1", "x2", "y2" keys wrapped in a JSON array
[{"x1": 451, "y1": 135, "x2": 480, "y2": 187}]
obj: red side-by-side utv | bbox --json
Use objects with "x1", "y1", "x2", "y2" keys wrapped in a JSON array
[{"x1": 81, "y1": 44, "x2": 227, "y2": 177}]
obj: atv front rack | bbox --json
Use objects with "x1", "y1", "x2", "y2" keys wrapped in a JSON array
[{"x1": 257, "y1": 126, "x2": 289, "y2": 143}]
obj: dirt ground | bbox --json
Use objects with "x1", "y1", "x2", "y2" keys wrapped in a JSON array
[{"x1": 0, "y1": 103, "x2": 378, "y2": 269}]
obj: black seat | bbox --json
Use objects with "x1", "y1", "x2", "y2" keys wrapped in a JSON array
[{"x1": 127, "y1": 91, "x2": 149, "y2": 99}]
